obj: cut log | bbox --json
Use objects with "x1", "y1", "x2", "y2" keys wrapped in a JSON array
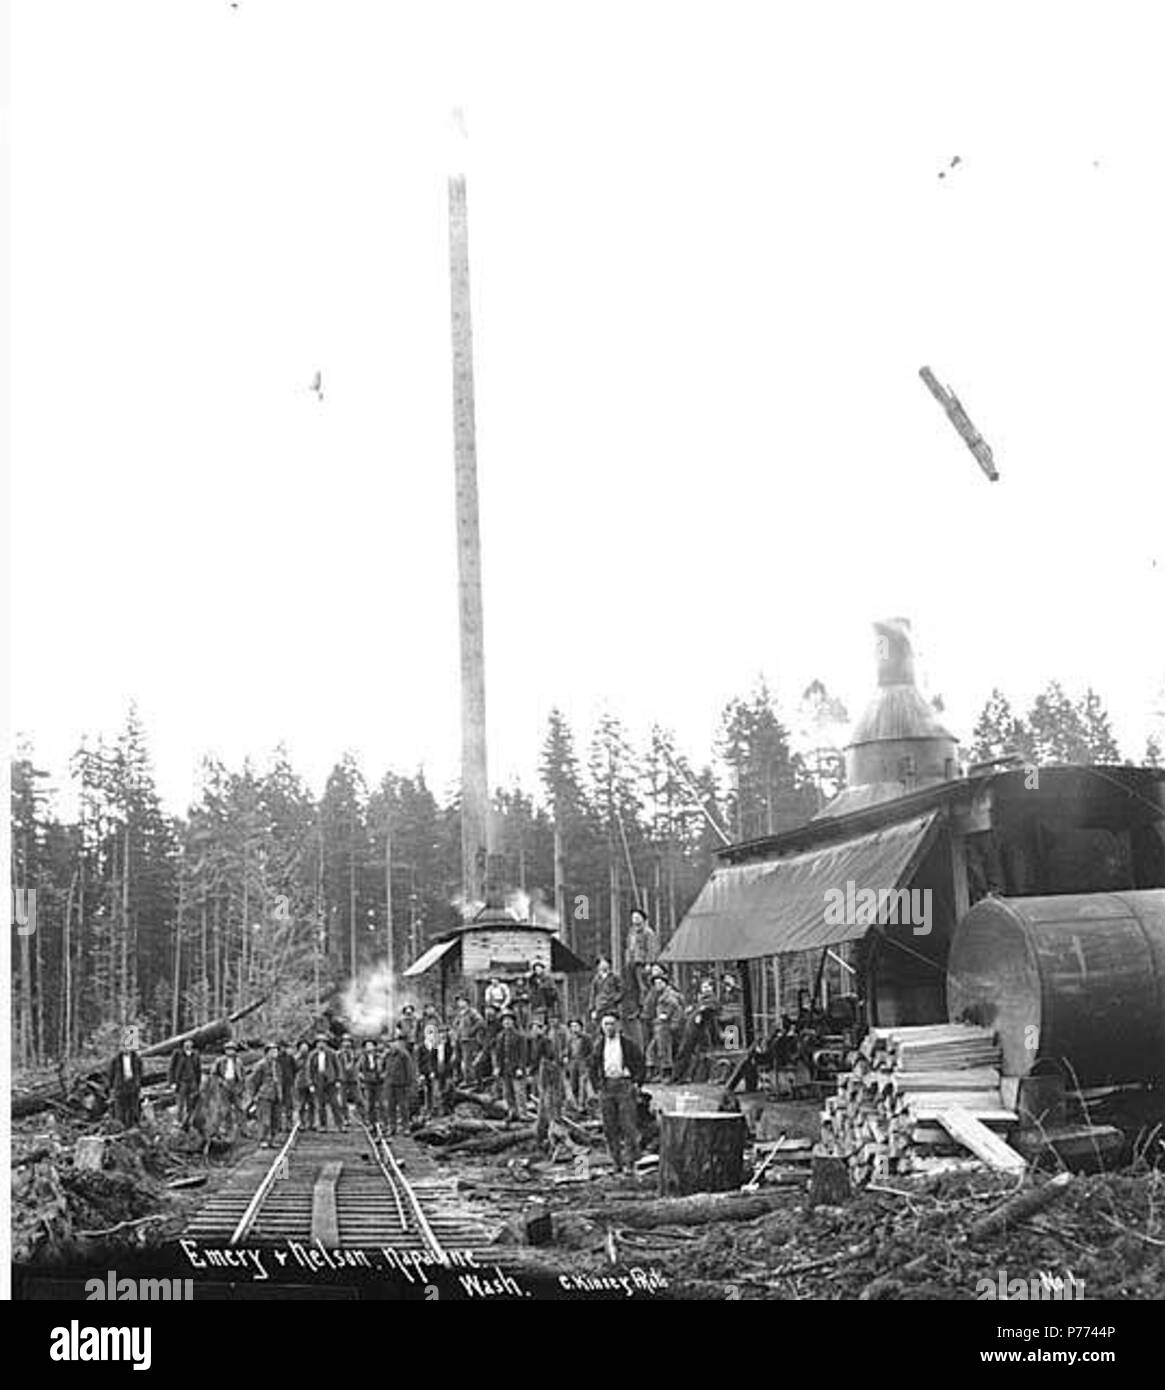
[
  {"x1": 447, "y1": 1088, "x2": 509, "y2": 1121},
  {"x1": 412, "y1": 1118, "x2": 505, "y2": 1144},
  {"x1": 969, "y1": 1172, "x2": 1072, "y2": 1241},
  {"x1": 444, "y1": 1126, "x2": 537, "y2": 1156},
  {"x1": 658, "y1": 1111, "x2": 747, "y2": 1196},
  {"x1": 577, "y1": 1189, "x2": 789, "y2": 1230}
]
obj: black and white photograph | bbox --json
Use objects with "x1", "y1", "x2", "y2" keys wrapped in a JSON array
[{"x1": 4, "y1": 0, "x2": 1164, "y2": 1357}]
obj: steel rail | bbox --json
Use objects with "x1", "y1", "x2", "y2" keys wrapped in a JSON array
[
  {"x1": 229, "y1": 1120, "x2": 301, "y2": 1246},
  {"x1": 363, "y1": 1122, "x2": 407, "y2": 1230},
  {"x1": 364, "y1": 1123, "x2": 447, "y2": 1262}
]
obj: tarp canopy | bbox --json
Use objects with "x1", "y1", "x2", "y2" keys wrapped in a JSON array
[
  {"x1": 402, "y1": 938, "x2": 459, "y2": 978},
  {"x1": 661, "y1": 812, "x2": 940, "y2": 963}
]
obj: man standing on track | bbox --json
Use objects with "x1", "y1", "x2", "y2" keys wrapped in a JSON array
[
  {"x1": 382, "y1": 1029, "x2": 416, "y2": 1137},
  {"x1": 309, "y1": 1033, "x2": 343, "y2": 1132},
  {"x1": 358, "y1": 1038, "x2": 383, "y2": 1129},
  {"x1": 276, "y1": 1040, "x2": 297, "y2": 1132},
  {"x1": 248, "y1": 1044, "x2": 284, "y2": 1148},
  {"x1": 214, "y1": 1041, "x2": 247, "y2": 1137},
  {"x1": 337, "y1": 1034, "x2": 360, "y2": 1126}
]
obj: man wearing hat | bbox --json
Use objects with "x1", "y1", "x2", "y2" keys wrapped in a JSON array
[
  {"x1": 214, "y1": 1041, "x2": 247, "y2": 1133},
  {"x1": 675, "y1": 979, "x2": 722, "y2": 1084},
  {"x1": 168, "y1": 1037, "x2": 202, "y2": 1131},
  {"x1": 625, "y1": 906, "x2": 660, "y2": 983},
  {"x1": 337, "y1": 1034, "x2": 360, "y2": 1125},
  {"x1": 276, "y1": 1040, "x2": 298, "y2": 1132},
  {"x1": 309, "y1": 1033, "x2": 343, "y2": 1131},
  {"x1": 396, "y1": 1004, "x2": 420, "y2": 1053},
  {"x1": 492, "y1": 1011, "x2": 529, "y2": 1123},
  {"x1": 108, "y1": 1035, "x2": 144, "y2": 1128},
  {"x1": 587, "y1": 1010, "x2": 646, "y2": 1176},
  {"x1": 641, "y1": 965, "x2": 684, "y2": 1082},
  {"x1": 588, "y1": 957, "x2": 623, "y2": 1034},
  {"x1": 358, "y1": 1038, "x2": 384, "y2": 1128},
  {"x1": 452, "y1": 995, "x2": 485, "y2": 1087},
  {"x1": 248, "y1": 1044, "x2": 285, "y2": 1147},
  {"x1": 293, "y1": 1041, "x2": 315, "y2": 1128},
  {"x1": 382, "y1": 1028, "x2": 416, "y2": 1136},
  {"x1": 527, "y1": 961, "x2": 559, "y2": 1024},
  {"x1": 416, "y1": 1022, "x2": 455, "y2": 1120}
]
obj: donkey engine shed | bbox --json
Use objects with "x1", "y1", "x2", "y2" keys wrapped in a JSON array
[{"x1": 660, "y1": 618, "x2": 1165, "y2": 1181}]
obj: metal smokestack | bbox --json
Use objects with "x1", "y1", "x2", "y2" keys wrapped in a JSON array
[
  {"x1": 818, "y1": 618, "x2": 960, "y2": 817},
  {"x1": 448, "y1": 110, "x2": 491, "y2": 906}
]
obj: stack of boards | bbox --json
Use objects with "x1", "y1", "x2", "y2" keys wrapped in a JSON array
[{"x1": 817, "y1": 1023, "x2": 1027, "y2": 1184}]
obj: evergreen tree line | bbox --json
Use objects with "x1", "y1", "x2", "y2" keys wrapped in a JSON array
[
  {"x1": 11, "y1": 677, "x2": 1149, "y2": 1066},
  {"x1": 969, "y1": 679, "x2": 1158, "y2": 768}
]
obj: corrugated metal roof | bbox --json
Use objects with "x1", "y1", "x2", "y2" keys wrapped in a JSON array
[{"x1": 661, "y1": 812, "x2": 940, "y2": 963}]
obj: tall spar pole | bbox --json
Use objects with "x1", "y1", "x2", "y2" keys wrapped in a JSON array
[{"x1": 449, "y1": 112, "x2": 491, "y2": 908}]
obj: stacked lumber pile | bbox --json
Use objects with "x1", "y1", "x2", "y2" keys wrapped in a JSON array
[{"x1": 818, "y1": 1024, "x2": 1022, "y2": 1185}]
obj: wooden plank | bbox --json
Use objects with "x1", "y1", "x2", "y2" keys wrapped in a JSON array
[
  {"x1": 905, "y1": 1090, "x2": 1005, "y2": 1111},
  {"x1": 936, "y1": 1108, "x2": 1026, "y2": 1173},
  {"x1": 311, "y1": 1160, "x2": 343, "y2": 1248},
  {"x1": 891, "y1": 1068, "x2": 1001, "y2": 1090}
]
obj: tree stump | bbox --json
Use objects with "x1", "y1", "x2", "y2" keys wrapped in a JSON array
[
  {"x1": 658, "y1": 1111, "x2": 746, "y2": 1196},
  {"x1": 808, "y1": 1154, "x2": 851, "y2": 1208}
]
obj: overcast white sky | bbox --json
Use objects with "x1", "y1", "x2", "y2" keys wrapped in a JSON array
[{"x1": 10, "y1": 0, "x2": 1165, "y2": 816}]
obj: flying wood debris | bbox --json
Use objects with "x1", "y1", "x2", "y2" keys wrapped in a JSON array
[{"x1": 919, "y1": 365, "x2": 999, "y2": 481}]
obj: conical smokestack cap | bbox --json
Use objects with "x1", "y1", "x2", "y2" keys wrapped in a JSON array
[{"x1": 874, "y1": 618, "x2": 916, "y2": 687}]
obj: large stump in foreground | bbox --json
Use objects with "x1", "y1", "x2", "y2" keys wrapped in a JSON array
[{"x1": 658, "y1": 1111, "x2": 747, "y2": 1196}]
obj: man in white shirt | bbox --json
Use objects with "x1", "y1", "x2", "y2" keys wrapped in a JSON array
[
  {"x1": 587, "y1": 1010, "x2": 646, "y2": 1176},
  {"x1": 213, "y1": 1041, "x2": 247, "y2": 1134},
  {"x1": 108, "y1": 1042, "x2": 143, "y2": 1127},
  {"x1": 484, "y1": 977, "x2": 512, "y2": 1013}
]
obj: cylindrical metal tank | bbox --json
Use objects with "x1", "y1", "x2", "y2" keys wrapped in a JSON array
[{"x1": 946, "y1": 890, "x2": 1165, "y2": 1086}]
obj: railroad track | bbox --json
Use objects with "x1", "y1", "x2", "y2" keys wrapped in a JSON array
[{"x1": 182, "y1": 1122, "x2": 493, "y2": 1255}]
